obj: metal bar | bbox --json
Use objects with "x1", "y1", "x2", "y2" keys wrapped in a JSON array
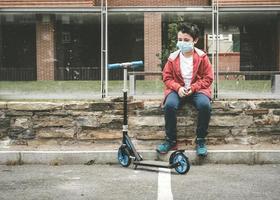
[
  {"x1": 100, "y1": 0, "x2": 104, "y2": 98},
  {"x1": 123, "y1": 67, "x2": 128, "y2": 92},
  {"x1": 212, "y1": 0, "x2": 216, "y2": 99},
  {"x1": 134, "y1": 161, "x2": 171, "y2": 168},
  {"x1": 128, "y1": 71, "x2": 280, "y2": 76},
  {"x1": 107, "y1": 6, "x2": 212, "y2": 12},
  {"x1": 0, "y1": 8, "x2": 101, "y2": 13},
  {"x1": 1, "y1": 6, "x2": 279, "y2": 13},
  {"x1": 129, "y1": 74, "x2": 135, "y2": 96},
  {"x1": 216, "y1": 0, "x2": 219, "y2": 99},
  {"x1": 105, "y1": 0, "x2": 108, "y2": 97},
  {"x1": 219, "y1": 6, "x2": 280, "y2": 12}
]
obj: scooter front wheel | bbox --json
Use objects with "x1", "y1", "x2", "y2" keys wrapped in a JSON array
[
  {"x1": 172, "y1": 152, "x2": 190, "y2": 174},
  {"x1": 117, "y1": 146, "x2": 131, "y2": 167}
]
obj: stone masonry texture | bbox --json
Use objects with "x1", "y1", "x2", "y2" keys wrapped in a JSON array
[{"x1": 0, "y1": 99, "x2": 280, "y2": 146}]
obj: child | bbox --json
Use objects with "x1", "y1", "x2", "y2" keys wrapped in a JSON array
[{"x1": 156, "y1": 23, "x2": 213, "y2": 156}]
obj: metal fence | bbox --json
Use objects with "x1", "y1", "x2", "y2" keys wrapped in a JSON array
[{"x1": 0, "y1": 68, "x2": 36, "y2": 81}]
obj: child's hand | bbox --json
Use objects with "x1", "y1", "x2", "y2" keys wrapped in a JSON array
[
  {"x1": 185, "y1": 86, "x2": 193, "y2": 96},
  {"x1": 178, "y1": 87, "x2": 187, "y2": 97}
]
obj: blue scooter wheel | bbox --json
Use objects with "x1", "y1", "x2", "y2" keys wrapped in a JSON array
[
  {"x1": 118, "y1": 146, "x2": 131, "y2": 167},
  {"x1": 172, "y1": 152, "x2": 190, "y2": 174}
]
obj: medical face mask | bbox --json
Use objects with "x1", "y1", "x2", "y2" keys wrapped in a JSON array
[{"x1": 176, "y1": 41, "x2": 194, "y2": 53}]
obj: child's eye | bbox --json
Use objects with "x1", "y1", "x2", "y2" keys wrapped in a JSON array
[
  {"x1": 178, "y1": 38, "x2": 183, "y2": 41},
  {"x1": 183, "y1": 39, "x2": 190, "y2": 42}
]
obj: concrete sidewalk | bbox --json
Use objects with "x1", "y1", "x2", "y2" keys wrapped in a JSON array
[{"x1": 1, "y1": 148, "x2": 280, "y2": 165}]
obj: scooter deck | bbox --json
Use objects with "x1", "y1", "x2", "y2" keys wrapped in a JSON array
[{"x1": 134, "y1": 160, "x2": 173, "y2": 168}]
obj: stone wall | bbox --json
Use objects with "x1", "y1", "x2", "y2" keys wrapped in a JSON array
[{"x1": 0, "y1": 99, "x2": 280, "y2": 146}]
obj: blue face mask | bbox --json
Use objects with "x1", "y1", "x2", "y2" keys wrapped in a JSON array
[{"x1": 176, "y1": 41, "x2": 194, "y2": 53}]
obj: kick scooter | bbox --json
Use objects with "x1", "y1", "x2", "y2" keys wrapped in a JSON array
[{"x1": 108, "y1": 61, "x2": 190, "y2": 174}]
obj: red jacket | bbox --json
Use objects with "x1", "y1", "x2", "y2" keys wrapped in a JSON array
[{"x1": 162, "y1": 48, "x2": 213, "y2": 101}]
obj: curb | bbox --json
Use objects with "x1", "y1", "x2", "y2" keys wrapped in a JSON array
[{"x1": 0, "y1": 150, "x2": 280, "y2": 165}]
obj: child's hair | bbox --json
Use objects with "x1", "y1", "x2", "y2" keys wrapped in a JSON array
[{"x1": 177, "y1": 23, "x2": 200, "y2": 40}]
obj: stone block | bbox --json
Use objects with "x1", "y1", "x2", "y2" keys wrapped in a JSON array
[
  {"x1": 247, "y1": 126, "x2": 280, "y2": 135},
  {"x1": 0, "y1": 117, "x2": 10, "y2": 128},
  {"x1": 135, "y1": 130, "x2": 165, "y2": 140},
  {"x1": 77, "y1": 130, "x2": 122, "y2": 140},
  {"x1": 211, "y1": 101, "x2": 228, "y2": 109},
  {"x1": 8, "y1": 128, "x2": 35, "y2": 139},
  {"x1": 212, "y1": 109, "x2": 243, "y2": 116},
  {"x1": 228, "y1": 101, "x2": 252, "y2": 110},
  {"x1": 6, "y1": 111, "x2": 33, "y2": 116},
  {"x1": 129, "y1": 116, "x2": 165, "y2": 127},
  {"x1": 254, "y1": 115, "x2": 280, "y2": 126},
  {"x1": 7, "y1": 102, "x2": 63, "y2": 111},
  {"x1": 245, "y1": 109, "x2": 269, "y2": 116},
  {"x1": 210, "y1": 115, "x2": 253, "y2": 127},
  {"x1": 230, "y1": 128, "x2": 247, "y2": 136},
  {"x1": 33, "y1": 116, "x2": 74, "y2": 128},
  {"x1": 35, "y1": 110, "x2": 70, "y2": 116},
  {"x1": 0, "y1": 102, "x2": 7, "y2": 109},
  {"x1": 128, "y1": 101, "x2": 144, "y2": 110},
  {"x1": 258, "y1": 101, "x2": 280, "y2": 109},
  {"x1": 89, "y1": 102, "x2": 114, "y2": 111},
  {"x1": 64, "y1": 102, "x2": 90, "y2": 110},
  {"x1": 10, "y1": 117, "x2": 31, "y2": 129},
  {"x1": 136, "y1": 107, "x2": 163, "y2": 116},
  {"x1": 37, "y1": 128, "x2": 75, "y2": 138},
  {"x1": 208, "y1": 127, "x2": 231, "y2": 137},
  {"x1": 273, "y1": 109, "x2": 280, "y2": 115},
  {"x1": 76, "y1": 116, "x2": 100, "y2": 128}
]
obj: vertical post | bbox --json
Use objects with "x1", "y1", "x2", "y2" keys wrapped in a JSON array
[
  {"x1": 216, "y1": 0, "x2": 219, "y2": 99},
  {"x1": 123, "y1": 67, "x2": 128, "y2": 141},
  {"x1": 101, "y1": 0, "x2": 108, "y2": 98},
  {"x1": 129, "y1": 74, "x2": 135, "y2": 96},
  {"x1": 277, "y1": 16, "x2": 280, "y2": 72},
  {"x1": 212, "y1": 0, "x2": 219, "y2": 99}
]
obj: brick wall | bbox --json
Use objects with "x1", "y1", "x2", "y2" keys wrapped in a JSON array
[
  {"x1": 219, "y1": 53, "x2": 240, "y2": 72},
  {"x1": 219, "y1": 53, "x2": 240, "y2": 80},
  {"x1": 36, "y1": 15, "x2": 55, "y2": 80},
  {"x1": 0, "y1": 0, "x2": 94, "y2": 7},
  {"x1": 106, "y1": 0, "x2": 210, "y2": 6},
  {"x1": 144, "y1": 13, "x2": 162, "y2": 78},
  {"x1": 217, "y1": 0, "x2": 280, "y2": 6}
]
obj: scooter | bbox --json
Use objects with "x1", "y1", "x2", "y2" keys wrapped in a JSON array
[{"x1": 108, "y1": 61, "x2": 190, "y2": 174}]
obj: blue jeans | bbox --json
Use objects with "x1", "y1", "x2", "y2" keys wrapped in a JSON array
[{"x1": 164, "y1": 91, "x2": 211, "y2": 143}]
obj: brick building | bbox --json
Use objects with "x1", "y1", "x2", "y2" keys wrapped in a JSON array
[{"x1": 0, "y1": 0, "x2": 279, "y2": 83}]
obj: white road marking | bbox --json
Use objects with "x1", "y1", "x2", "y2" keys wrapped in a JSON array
[{"x1": 157, "y1": 168, "x2": 173, "y2": 200}]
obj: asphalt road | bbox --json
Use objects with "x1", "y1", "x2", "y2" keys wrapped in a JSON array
[{"x1": 0, "y1": 164, "x2": 279, "y2": 200}]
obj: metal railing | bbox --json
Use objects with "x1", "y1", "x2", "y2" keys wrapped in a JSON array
[
  {"x1": 0, "y1": 67, "x2": 36, "y2": 81},
  {"x1": 128, "y1": 71, "x2": 280, "y2": 98}
]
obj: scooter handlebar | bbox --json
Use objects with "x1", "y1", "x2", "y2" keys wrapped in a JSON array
[{"x1": 108, "y1": 60, "x2": 143, "y2": 70}]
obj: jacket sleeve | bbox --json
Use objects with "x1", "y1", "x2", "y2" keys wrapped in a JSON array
[
  {"x1": 190, "y1": 56, "x2": 213, "y2": 93},
  {"x1": 162, "y1": 60, "x2": 182, "y2": 92}
]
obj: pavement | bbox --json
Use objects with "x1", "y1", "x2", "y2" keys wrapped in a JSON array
[
  {"x1": 0, "y1": 138, "x2": 280, "y2": 165},
  {"x1": 0, "y1": 164, "x2": 279, "y2": 200}
]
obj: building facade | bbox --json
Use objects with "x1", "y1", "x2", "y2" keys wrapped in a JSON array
[{"x1": 0, "y1": 0, "x2": 280, "y2": 98}]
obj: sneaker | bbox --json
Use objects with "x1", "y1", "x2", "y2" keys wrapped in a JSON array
[
  {"x1": 156, "y1": 141, "x2": 178, "y2": 154},
  {"x1": 196, "y1": 138, "x2": 208, "y2": 156}
]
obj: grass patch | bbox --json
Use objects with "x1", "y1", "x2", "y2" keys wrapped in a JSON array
[
  {"x1": 219, "y1": 80, "x2": 271, "y2": 92},
  {"x1": 0, "y1": 79, "x2": 273, "y2": 100}
]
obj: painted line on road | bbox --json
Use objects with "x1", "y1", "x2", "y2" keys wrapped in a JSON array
[{"x1": 157, "y1": 168, "x2": 173, "y2": 200}]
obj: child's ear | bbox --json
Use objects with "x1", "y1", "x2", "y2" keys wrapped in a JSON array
[{"x1": 194, "y1": 38, "x2": 199, "y2": 44}]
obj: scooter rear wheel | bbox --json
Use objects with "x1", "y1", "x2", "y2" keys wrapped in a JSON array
[
  {"x1": 172, "y1": 152, "x2": 190, "y2": 174},
  {"x1": 118, "y1": 146, "x2": 131, "y2": 167}
]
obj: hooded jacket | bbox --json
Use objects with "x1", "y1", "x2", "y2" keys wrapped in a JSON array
[{"x1": 162, "y1": 47, "x2": 213, "y2": 101}]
